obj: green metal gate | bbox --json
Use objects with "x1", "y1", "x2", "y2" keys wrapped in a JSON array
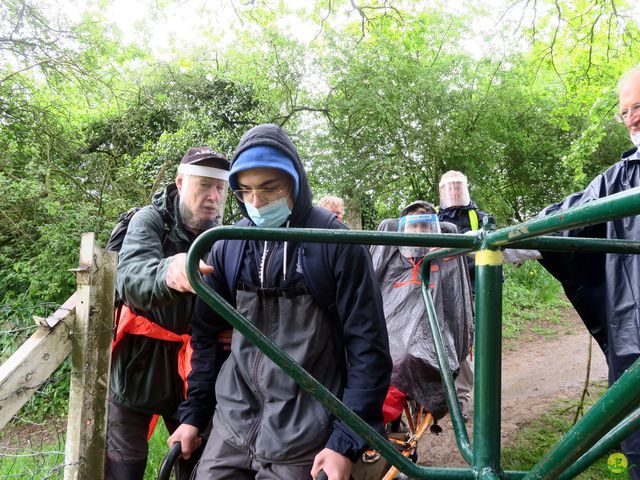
[{"x1": 186, "y1": 187, "x2": 640, "y2": 479}]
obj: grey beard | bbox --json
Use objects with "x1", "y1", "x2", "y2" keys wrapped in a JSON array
[{"x1": 179, "y1": 202, "x2": 220, "y2": 232}]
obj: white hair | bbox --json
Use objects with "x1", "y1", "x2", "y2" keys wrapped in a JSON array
[
  {"x1": 317, "y1": 195, "x2": 345, "y2": 211},
  {"x1": 617, "y1": 63, "x2": 640, "y2": 94}
]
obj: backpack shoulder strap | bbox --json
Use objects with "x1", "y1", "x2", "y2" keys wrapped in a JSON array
[
  {"x1": 300, "y1": 206, "x2": 337, "y2": 312},
  {"x1": 147, "y1": 204, "x2": 173, "y2": 247},
  {"x1": 300, "y1": 207, "x2": 347, "y2": 377},
  {"x1": 223, "y1": 218, "x2": 251, "y2": 300}
]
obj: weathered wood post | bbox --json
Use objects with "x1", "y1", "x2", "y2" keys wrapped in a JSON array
[
  {"x1": 64, "y1": 233, "x2": 116, "y2": 480},
  {"x1": 0, "y1": 294, "x2": 77, "y2": 430}
]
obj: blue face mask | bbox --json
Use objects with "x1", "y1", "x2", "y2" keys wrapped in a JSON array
[{"x1": 245, "y1": 197, "x2": 292, "y2": 228}]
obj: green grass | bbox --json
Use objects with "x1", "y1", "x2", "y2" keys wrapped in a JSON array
[
  {"x1": 0, "y1": 440, "x2": 65, "y2": 479},
  {"x1": 146, "y1": 422, "x2": 172, "y2": 480},
  {"x1": 0, "y1": 420, "x2": 172, "y2": 480},
  {"x1": 502, "y1": 382, "x2": 633, "y2": 479},
  {"x1": 502, "y1": 260, "x2": 570, "y2": 339}
]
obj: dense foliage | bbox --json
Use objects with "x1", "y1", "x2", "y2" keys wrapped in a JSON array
[
  {"x1": 1, "y1": 0, "x2": 638, "y2": 320},
  {"x1": 0, "y1": 2, "x2": 638, "y2": 476}
]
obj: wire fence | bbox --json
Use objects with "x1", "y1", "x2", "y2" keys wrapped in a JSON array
[{"x1": 0, "y1": 299, "x2": 70, "y2": 479}]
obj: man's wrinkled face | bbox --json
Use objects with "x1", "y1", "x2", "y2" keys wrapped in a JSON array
[
  {"x1": 619, "y1": 73, "x2": 640, "y2": 136},
  {"x1": 177, "y1": 174, "x2": 227, "y2": 231}
]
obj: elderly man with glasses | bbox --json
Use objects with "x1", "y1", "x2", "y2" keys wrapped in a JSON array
[
  {"x1": 106, "y1": 147, "x2": 230, "y2": 480},
  {"x1": 537, "y1": 64, "x2": 640, "y2": 479}
]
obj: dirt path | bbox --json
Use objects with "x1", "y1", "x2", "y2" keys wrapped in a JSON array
[{"x1": 417, "y1": 308, "x2": 609, "y2": 467}]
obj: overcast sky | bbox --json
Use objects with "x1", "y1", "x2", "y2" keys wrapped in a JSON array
[{"x1": 57, "y1": 0, "x2": 640, "y2": 62}]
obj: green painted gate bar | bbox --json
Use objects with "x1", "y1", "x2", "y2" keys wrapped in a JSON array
[
  {"x1": 484, "y1": 186, "x2": 640, "y2": 247},
  {"x1": 558, "y1": 407, "x2": 640, "y2": 480},
  {"x1": 421, "y1": 259, "x2": 473, "y2": 465},
  {"x1": 186, "y1": 185, "x2": 640, "y2": 479},
  {"x1": 472, "y1": 225, "x2": 504, "y2": 475},
  {"x1": 507, "y1": 236, "x2": 640, "y2": 254}
]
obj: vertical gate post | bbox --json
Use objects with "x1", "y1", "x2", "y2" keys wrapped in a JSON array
[
  {"x1": 473, "y1": 219, "x2": 504, "y2": 476},
  {"x1": 64, "y1": 233, "x2": 117, "y2": 480}
]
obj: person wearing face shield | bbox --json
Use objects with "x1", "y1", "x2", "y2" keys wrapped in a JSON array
[
  {"x1": 436, "y1": 171, "x2": 488, "y2": 420},
  {"x1": 170, "y1": 124, "x2": 391, "y2": 480},
  {"x1": 536, "y1": 64, "x2": 640, "y2": 480},
  {"x1": 105, "y1": 147, "x2": 231, "y2": 480},
  {"x1": 370, "y1": 202, "x2": 474, "y2": 424},
  {"x1": 437, "y1": 170, "x2": 487, "y2": 252}
]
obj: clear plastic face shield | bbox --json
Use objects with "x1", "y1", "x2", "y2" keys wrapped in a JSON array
[
  {"x1": 439, "y1": 173, "x2": 470, "y2": 209},
  {"x1": 398, "y1": 213, "x2": 441, "y2": 258}
]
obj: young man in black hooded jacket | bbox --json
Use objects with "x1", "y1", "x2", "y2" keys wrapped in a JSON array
[{"x1": 170, "y1": 124, "x2": 391, "y2": 480}]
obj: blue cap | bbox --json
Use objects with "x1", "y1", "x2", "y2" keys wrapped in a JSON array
[{"x1": 229, "y1": 146, "x2": 299, "y2": 200}]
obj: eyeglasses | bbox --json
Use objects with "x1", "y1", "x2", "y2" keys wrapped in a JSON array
[
  {"x1": 233, "y1": 184, "x2": 290, "y2": 204},
  {"x1": 615, "y1": 101, "x2": 640, "y2": 123}
]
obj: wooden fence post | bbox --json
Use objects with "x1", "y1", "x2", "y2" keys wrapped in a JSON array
[
  {"x1": 0, "y1": 294, "x2": 76, "y2": 430},
  {"x1": 64, "y1": 233, "x2": 116, "y2": 480}
]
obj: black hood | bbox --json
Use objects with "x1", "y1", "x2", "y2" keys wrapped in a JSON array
[
  {"x1": 230, "y1": 123, "x2": 313, "y2": 226},
  {"x1": 151, "y1": 183, "x2": 178, "y2": 215}
]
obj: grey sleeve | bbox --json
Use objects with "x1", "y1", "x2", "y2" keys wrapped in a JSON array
[
  {"x1": 502, "y1": 248, "x2": 542, "y2": 263},
  {"x1": 116, "y1": 208, "x2": 179, "y2": 311}
]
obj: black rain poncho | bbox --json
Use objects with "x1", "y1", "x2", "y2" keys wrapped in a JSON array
[
  {"x1": 537, "y1": 147, "x2": 640, "y2": 463},
  {"x1": 371, "y1": 217, "x2": 474, "y2": 419}
]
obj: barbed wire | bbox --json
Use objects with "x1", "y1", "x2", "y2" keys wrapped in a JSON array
[{"x1": 0, "y1": 300, "x2": 68, "y2": 479}]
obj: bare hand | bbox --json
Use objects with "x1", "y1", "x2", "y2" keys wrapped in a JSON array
[
  {"x1": 166, "y1": 253, "x2": 214, "y2": 293},
  {"x1": 168, "y1": 424, "x2": 201, "y2": 460},
  {"x1": 310, "y1": 448, "x2": 352, "y2": 480},
  {"x1": 217, "y1": 329, "x2": 233, "y2": 351}
]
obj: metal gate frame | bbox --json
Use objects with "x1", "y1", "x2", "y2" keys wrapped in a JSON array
[{"x1": 186, "y1": 187, "x2": 640, "y2": 479}]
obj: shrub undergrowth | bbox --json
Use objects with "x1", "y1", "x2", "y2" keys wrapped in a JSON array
[{"x1": 502, "y1": 260, "x2": 569, "y2": 339}]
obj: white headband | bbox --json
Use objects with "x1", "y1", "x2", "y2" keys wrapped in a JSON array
[
  {"x1": 439, "y1": 175, "x2": 467, "y2": 188},
  {"x1": 178, "y1": 163, "x2": 230, "y2": 181}
]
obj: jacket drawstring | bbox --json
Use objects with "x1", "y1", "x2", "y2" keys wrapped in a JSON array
[
  {"x1": 283, "y1": 220, "x2": 290, "y2": 282},
  {"x1": 260, "y1": 220, "x2": 290, "y2": 286},
  {"x1": 260, "y1": 241, "x2": 269, "y2": 288}
]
